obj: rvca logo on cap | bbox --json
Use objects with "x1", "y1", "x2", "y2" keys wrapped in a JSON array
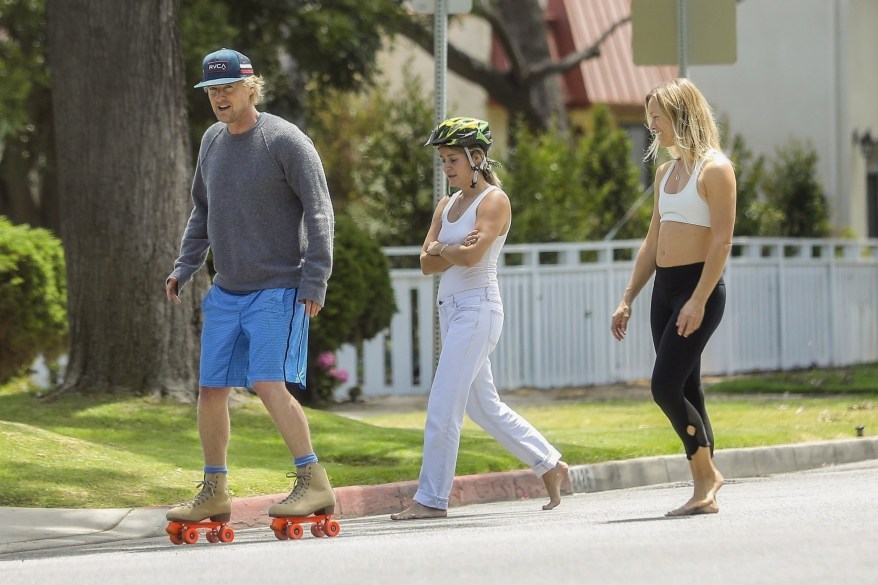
[{"x1": 207, "y1": 61, "x2": 229, "y2": 72}]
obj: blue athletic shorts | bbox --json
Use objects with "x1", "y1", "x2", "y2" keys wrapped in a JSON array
[{"x1": 199, "y1": 285, "x2": 309, "y2": 389}]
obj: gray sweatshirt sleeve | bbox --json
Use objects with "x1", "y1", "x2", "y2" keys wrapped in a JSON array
[
  {"x1": 274, "y1": 127, "x2": 335, "y2": 305},
  {"x1": 167, "y1": 158, "x2": 210, "y2": 294}
]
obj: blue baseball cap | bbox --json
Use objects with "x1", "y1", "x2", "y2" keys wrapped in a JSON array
[{"x1": 194, "y1": 48, "x2": 255, "y2": 88}]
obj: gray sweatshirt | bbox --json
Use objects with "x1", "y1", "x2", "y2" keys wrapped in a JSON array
[{"x1": 169, "y1": 113, "x2": 334, "y2": 305}]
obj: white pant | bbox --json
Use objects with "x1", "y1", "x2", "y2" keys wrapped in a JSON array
[{"x1": 414, "y1": 286, "x2": 562, "y2": 510}]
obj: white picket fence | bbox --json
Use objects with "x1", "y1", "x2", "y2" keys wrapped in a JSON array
[{"x1": 335, "y1": 238, "x2": 878, "y2": 398}]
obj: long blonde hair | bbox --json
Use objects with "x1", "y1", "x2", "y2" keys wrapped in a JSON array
[{"x1": 644, "y1": 78, "x2": 722, "y2": 170}]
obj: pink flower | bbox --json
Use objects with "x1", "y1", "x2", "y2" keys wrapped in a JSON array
[
  {"x1": 316, "y1": 351, "x2": 336, "y2": 370},
  {"x1": 329, "y1": 368, "x2": 349, "y2": 383}
]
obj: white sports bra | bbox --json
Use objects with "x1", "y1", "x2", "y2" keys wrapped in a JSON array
[{"x1": 659, "y1": 154, "x2": 714, "y2": 228}]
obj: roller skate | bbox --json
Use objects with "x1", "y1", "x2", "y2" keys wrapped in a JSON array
[
  {"x1": 268, "y1": 463, "x2": 340, "y2": 540},
  {"x1": 165, "y1": 472, "x2": 235, "y2": 545}
]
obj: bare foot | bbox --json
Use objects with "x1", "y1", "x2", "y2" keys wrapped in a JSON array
[
  {"x1": 666, "y1": 471, "x2": 724, "y2": 517},
  {"x1": 541, "y1": 461, "x2": 569, "y2": 510},
  {"x1": 706, "y1": 469, "x2": 725, "y2": 501},
  {"x1": 665, "y1": 498, "x2": 719, "y2": 516},
  {"x1": 390, "y1": 502, "x2": 447, "y2": 521}
]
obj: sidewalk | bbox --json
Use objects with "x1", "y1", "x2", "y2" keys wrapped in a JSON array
[{"x1": 2, "y1": 436, "x2": 876, "y2": 555}]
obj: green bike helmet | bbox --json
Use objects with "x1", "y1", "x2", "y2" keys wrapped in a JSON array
[
  {"x1": 424, "y1": 117, "x2": 493, "y2": 153},
  {"x1": 425, "y1": 117, "x2": 495, "y2": 187}
]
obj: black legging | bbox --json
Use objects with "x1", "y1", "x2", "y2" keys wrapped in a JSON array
[{"x1": 650, "y1": 263, "x2": 725, "y2": 459}]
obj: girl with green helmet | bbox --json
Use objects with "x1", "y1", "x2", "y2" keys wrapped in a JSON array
[
  {"x1": 424, "y1": 116, "x2": 502, "y2": 188},
  {"x1": 391, "y1": 117, "x2": 568, "y2": 521}
]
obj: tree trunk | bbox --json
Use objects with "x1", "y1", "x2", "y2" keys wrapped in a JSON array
[
  {"x1": 494, "y1": 0, "x2": 569, "y2": 133},
  {"x1": 395, "y1": 0, "x2": 575, "y2": 133},
  {"x1": 0, "y1": 110, "x2": 57, "y2": 232},
  {"x1": 46, "y1": 0, "x2": 208, "y2": 400},
  {"x1": 0, "y1": 152, "x2": 41, "y2": 227}
]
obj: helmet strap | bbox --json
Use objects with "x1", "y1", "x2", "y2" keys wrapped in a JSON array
[{"x1": 464, "y1": 147, "x2": 486, "y2": 188}]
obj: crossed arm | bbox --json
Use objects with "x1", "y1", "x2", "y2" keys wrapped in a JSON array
[{"x1": 419, "y1": 191, "x2": 511, "y2": 275}]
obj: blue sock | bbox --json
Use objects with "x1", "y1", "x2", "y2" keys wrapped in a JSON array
[
  {"x1": 204, "y1": 465, "x2": 228, "y2": 475},
  {"x1": 294, "y1": 453, "x2": 318, "y2": 468}
]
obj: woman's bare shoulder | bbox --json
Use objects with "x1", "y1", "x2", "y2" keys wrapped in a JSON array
[
  {"x1": 700, "y1": 152, "x2": 736, "y2": 200},
  {"x1": 486, "y1": 187, "x2": 510, "y2": 202},
  {"x1": 702, "y1": 150, "x2": 734, "y2": 171}
]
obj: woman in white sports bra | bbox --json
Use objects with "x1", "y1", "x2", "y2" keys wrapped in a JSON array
[
  {"x1": 391, "y1": 117, "x2": 568, "y2": 521},
  {"x1": 611, "y1": 79, "x2": 737, "y2": 516}
]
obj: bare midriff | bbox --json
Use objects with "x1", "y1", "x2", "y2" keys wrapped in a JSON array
[{"x1": 656, "y1": 221, "x2": 711, "y2": 267}]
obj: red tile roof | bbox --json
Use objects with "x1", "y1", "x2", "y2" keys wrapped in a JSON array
[
  {"x1": 555, "y1": 0, "x2": 678, "y2": 108},
  {"x1": 491, "y1": 0, "x2": 677, "y2": 110}
]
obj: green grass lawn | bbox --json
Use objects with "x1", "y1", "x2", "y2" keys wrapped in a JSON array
[
  {"x1": 1, "y1": 363, "x2": 876, "y2": 509},
  {"x1": 705, "y1": 363, "x2": 878, "y2": 395}
]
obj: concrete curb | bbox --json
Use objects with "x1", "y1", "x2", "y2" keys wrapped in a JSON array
[
  {"x1": 567, "y1": 437, "x2": 878, "y2": 494},
  {"x1": 230, "y1": 469, "x2": 572, "y2": 528},
  {"x1": 228, "y1": 437, "x2": 878, "y2": 529}
]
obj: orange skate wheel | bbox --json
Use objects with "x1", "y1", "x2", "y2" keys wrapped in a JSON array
[
  {"x1": 219, "y1": 526, "x2": 235, "y2": 543},
  {"x1": 206, "y1": 530, "x2": 219, "y2": 543},
  {"x1": 311, "y1": 523, "x2": 324, "y2": 538},
  {"x1": 166, "y1": 522, "x2": 183, "y2": 536},
  {"x1": 183, "y1": 527, "x2": 199, "y2": 544},
  {"x1": 324, "y1": 519, "x2": 341, "y2": 537},
  {"x1": 286, "y1": 523, "x2": 304, "y2": 540},
  {"x1": 274, "y1": 529, "x2": 288, "y2": 540},
  {"x1": 270, "y1": 518, "x2": 288, "y2": 532},
  {"x1": 169, "y1": 531, "x2": 184, "y2": 545}
]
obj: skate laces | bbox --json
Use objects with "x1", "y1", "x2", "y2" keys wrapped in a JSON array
[
  {"x1": 184, "y1": 479, "x2": 216, "y2": 508},
  {"x1": 279, "y1": 471, "x2": 312, "y2": 503}
]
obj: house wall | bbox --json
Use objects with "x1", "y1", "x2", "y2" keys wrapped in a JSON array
[
  {"x1": 375, "y1": 9, "x2": 662, "y2": 168},
  {"x1": 375, "y1": 1, "x2": 878, "y2": 236},
  {"x1": 846, "y1": 0, "x2": 878, "y2": 234},
  {"x1": 689, "y1": 0, "x2": 878, "y2": 237},
  {"x1": 376, "y1": 15, "x2": 490, "y2": 129}
]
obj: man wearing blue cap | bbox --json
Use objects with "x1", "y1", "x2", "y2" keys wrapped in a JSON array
[{"x1": 165, "y1": 48, "x2": 336, "y2": 526}]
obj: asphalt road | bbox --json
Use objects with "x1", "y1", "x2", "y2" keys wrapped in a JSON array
[{"x1": 2, "y1": 460, "x2": 876, "y2": 585}]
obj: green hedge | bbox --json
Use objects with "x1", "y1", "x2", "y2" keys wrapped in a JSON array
[
  {"x1": 0, "y1": 216, "x2": 67, "y2": 383},
  {"x1": 302, "y1": 212, "x2": 397, "y2": 404}
]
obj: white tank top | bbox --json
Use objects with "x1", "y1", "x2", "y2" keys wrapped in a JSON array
[
  {"x1": 659, "y1": 153, "x2": 716, "y2": 228},
  {"x1": 437, "y1": 185, "x2": 507, "y2": 299}
]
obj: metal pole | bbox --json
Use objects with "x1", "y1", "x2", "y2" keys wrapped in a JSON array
[
  {"x1": 677, "y1": 0, "x2": 688, "y2": 78},
  {"x1": 432, "y1": 0, "x2": 448, "y2": 375},
  {"x1": 602, "y1": 184, "x2": 654, "y2": 241}
]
